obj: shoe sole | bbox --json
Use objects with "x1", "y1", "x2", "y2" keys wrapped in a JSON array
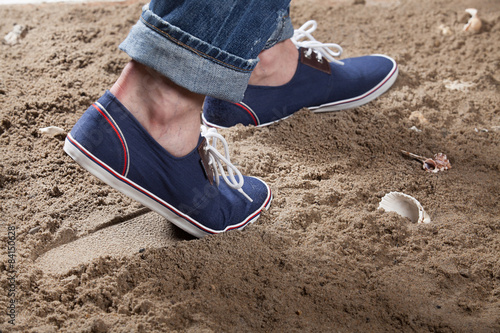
[
  {"x1": 64, "y1": 134, "x2": 272, "y2": 238},
  {"x1": 202, "y1": 55, "x2": 398, "y2": 128}
]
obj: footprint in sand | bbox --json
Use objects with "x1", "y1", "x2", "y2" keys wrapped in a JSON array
[{"x1": 35, "y1": 211, "x2": 193, "y2": 275}]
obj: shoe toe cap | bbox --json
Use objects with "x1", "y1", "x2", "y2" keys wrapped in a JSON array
[
  {"x1": 343, "y1": 54, "x2": 397, "y2": 82},
  {"x1": 218, "y1": 176, "x2": 271, "y2": 229}
]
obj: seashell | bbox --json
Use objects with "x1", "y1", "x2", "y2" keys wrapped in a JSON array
[
  {"x1": 432, "y1": 153, "x2": 452, "y2": 172},
  {"x1": 463, "y1": 8, "x2": 482, "y2": 33},
  {"x1": 378, "y1": 192, "x2": 431, "y2": 224},
  {"x1": 40, "y1": 126, "x2": 66, "y2": 136},
  {"x1": 422, "y1": 158, "x2": 437, "y2": 172},
  {"x1": 401, "y1": 150, "x2": 451, "y2": 173}
]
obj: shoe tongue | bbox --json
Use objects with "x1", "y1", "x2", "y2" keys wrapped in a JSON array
[{"x1": 299, "y1": 47, "x2": 331, "y2": 74}]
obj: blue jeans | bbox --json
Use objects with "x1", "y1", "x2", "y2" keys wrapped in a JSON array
[{"x1": 119, "y1": 1, "x2": 293, "y2": 102}]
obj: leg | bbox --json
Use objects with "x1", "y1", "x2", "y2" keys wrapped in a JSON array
[
  {"x1": 247, "y1": 39, "x2": 299, "y2": 87},
  {"x1": 64, "y1": 0, "x2": 291, "y2": 237},
  {"x1": 109, "y1": 60, "x2": 202, "y2": 157}
]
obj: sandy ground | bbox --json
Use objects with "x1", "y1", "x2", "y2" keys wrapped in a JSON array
[{"x1": 0, "y1": 0, "x2": 499, "y2": 331}]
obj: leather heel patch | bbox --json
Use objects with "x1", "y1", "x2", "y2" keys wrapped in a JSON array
[
  {"x1": 300, "y1": 48, "x2": 331, "y2": 74},
  {"x1": 198, "y1": 138, "x2": 215, "y2": 185}
]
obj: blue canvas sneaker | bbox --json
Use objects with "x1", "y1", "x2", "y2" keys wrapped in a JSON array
[
  {"x1": 202, "y1": 20, "x2": 398, "y2": 128},
  {"x1": 64, "y1": 91, "x2": 272, "y2": 238}
]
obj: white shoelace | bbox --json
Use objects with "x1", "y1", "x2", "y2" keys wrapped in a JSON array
[
  {"x1": 201, "y1": 126, "x2": 253, "y2": 202},
  {"x1": 291, "y1": 20, "x2": 344, "y2": 66}
]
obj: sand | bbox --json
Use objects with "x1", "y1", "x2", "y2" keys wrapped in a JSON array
[{"x1": 0, "y1": 0, "x2": 499, "y2": 331}]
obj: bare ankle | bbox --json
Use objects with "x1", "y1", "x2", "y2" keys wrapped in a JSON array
[
  {"x1": 248, "y1": 39, "x2": 299, "y2": 86},
  {"x1": 110, "y1": 61, "x2": 204, "y2": 157}
]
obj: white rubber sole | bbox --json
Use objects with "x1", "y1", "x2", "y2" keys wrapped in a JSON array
[{"x1": 64, "y1": 134, "x2": 272, "y2": 238}]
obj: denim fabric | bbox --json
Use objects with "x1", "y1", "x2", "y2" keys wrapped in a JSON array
[{"x1": 119, "y1": 1, "x2": 293, "y2": 102}]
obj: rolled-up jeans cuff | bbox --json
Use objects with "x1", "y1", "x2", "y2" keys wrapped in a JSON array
[{"x1": 119, "y1": 5, "x2": 258, "y2": 102}]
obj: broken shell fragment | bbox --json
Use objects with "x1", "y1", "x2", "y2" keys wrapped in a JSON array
[
  {"x1": 378, "y1": 192, "x2": 431, "y2": 224},
  {"x1": 438, "y1": 24, "x2": 452, "y2": 36},
  {"x1": 463, "y1": 8, "x2": 482, "y2": 33},
  {"x1": 409, "y1": 126, "x2": 422, "y2": 132},
  {"x1": 409, "y1": 111, "x2": 428, "y2": 125},
  {"x1": 40, "y1": 126, "x2": 66, "y2": 136},
  {"x1": 3, "y1": 24, "x2": 26, "y2": 45},
  {"x1": 444, "y1": 79, "x2": 475, "y2": 91},
  {"x1": 401, "y1": 150, "x2": 451, "y2": 173}
]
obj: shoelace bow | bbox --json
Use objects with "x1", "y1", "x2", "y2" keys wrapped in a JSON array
[
  {"x1": 291, "y1": 20, "x2": 344, "y2": 66},
  {"x1": 201, "y1": 126, "x2": 253, "y2": 202}
]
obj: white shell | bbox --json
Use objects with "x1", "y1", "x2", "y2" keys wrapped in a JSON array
[
  {"x1": 378, "y1": 192, "x2": 431, "y2": 224},
  {"x1": 40, "y1": 126, "x2": 66, "y2": 136},
  {"x1": 463, "y1": 8, "x2": 482, "y2": 33},
  {"x1": 3, "y1": 24, "x2": 25, "y2": 45}
]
